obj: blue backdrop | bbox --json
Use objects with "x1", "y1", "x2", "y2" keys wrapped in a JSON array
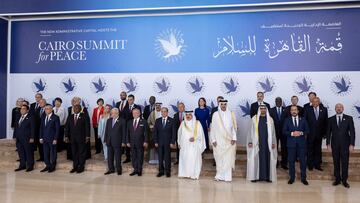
[
  {"x1": 11, "y1": 8, "x2": 358, "y2": 73},
  {"x1": 0, "y1": 0, "x2": 335, "y2": 14},
  {"x1": 0, "y1": 19, "x2": 7, "y2": 139}
]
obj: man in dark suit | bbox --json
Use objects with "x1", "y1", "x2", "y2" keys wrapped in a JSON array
[
  {"x1": 115, "y1": 91, "x2": 128, "y2": 118},
  {"x1": 326, "y1": 103, "x2": 355, "y2": 188},
  {"x1": 283, "y1": 105, "x2": 310, "y2": 185},
  {"x1": 303, "y1": 92, "x2": 324, "y2": 110},
  {"x1": 39, "y1": 104, "x2": 60, "y2": 173},
  {"x1": 122, "y1": 94, "x2": 142, "y2": 163},
  {"x1": 127, "y1": 108, "x2": 149, "y2": 176},
  {"x1": 65, "y1": 104, "x2": 90, "y2": 174},
  {"x1": 173, "y1": 102, "x2": 185, "y2": 165},
  {"x1": 104, "y1": 108, "x2": 127, "y2": 175},
  {"x1": 250, "y1": 92, "x2": 271, "y2": 118},
  {"x1": 143, "y1": 96, "x2": 156, "y2": 120},
  {"x1": 285, "y1": 96, "x2": 304, "y2": 118},
  {"x1": 304, "y1": 97, "x2": 328, "y2": 171},
  {"x1": 13, "y1": 105, "x2": 35, "y2": 172},
  {"x1": 154, "y1": 107, "x2": 176, "y2": 178},
  {"x1": 67, "y1": 97, "x2": 90, "y2": 160},
  {"x1": 33, "y1": 98, "x2": 47, "y2": 162},
  {"x1": 29, "y1": 93, "x2": 43, "y2": 116},
  {"x1": 210, "y1": 96, "x2": 224, "y2": 123},
  {"x1": 270, "y1": 97, "x2": 288, "y2": 169}
]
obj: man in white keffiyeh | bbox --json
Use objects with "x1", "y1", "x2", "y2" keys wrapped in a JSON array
[
  {"x1": 177, "y1": 111, "x2": 206, "y2": 180},
  {"x1": 210, "y1": 100, "x2": 237, "y2": 182},
  {"x1": 247, "y1": 105, "x2": 277, "y2": 183}
]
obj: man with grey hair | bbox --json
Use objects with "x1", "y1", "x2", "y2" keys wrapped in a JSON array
[
  {"x1": 104, "y1": 108, "x2": 126, "y2": 175},
  {"x1": 34, "y1": 98, "x2": 47, "y2": 162},
  {"x1": 67, "y1": 96, "x2": 90, "y2": 160},
  {"x1": 39, "y1": 104, "x2": 60, "y2": 173}
]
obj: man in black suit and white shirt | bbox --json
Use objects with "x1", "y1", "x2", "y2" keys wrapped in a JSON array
[
  {"x1": 29, "y1": 93, "x2": 43, "y2": 116},
  {"x1": 173, "y1": 102, "x2": 185, "y2": 165},
  {"x1": 13, "y1": 105, "x2": 35, "y2": 172},
  {"x1": 326, "y1": 103, "x2": 355, "y2": 188},
  {"x1": 285, "y1": 96, "x2": 304, "y2": 118},
  {"x1": 304, "y1": 97, "x2": 328, "y2": 171},
  {"x1": 65, "y1": 104, "x2": 90, "y2": 174},
  {"x1": 127, "y1": 108, "x2": 149, "y2": 176},
  {"x1": 104, "y1": 108, "x2": 127, "y2": 175},
  {"x1": 270, "y1": 97, "x2": 288, "y2": 169},
  {"x1": 115, "y1": 91, "x2": 128, "y2": 118},
  {"x1": 154, "y1": 107, "x2": 176, "y2": 177},
  {"x1": 250, "y1": 92, "x2": 271, "y2": 118}
]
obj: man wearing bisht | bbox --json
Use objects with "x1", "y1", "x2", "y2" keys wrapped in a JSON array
[
  {"x1": 177, "y1": 111, "x2": 206, "y2": 180},
  {"x1": 210, "y1": 99, "x2": 237, "y2": 182},
  {"x1": 247, "y1": 105, "x2": 277, "y2": 183}
]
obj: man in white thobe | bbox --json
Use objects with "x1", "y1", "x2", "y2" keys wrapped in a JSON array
[
  {"x1": 247, "y1": 105, "x2": 277, "y2": 183},
  {"x1": 178, "y1": 111, "x2": 206, "y2": 180},
  {"x1": 210, "y1": 100, "x2": 237, "y2": 182}
]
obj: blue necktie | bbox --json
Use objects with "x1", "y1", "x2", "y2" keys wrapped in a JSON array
[
  {"x1": 315, "y1": 107, "x2": 319, "y2": 120},
  {"x1": 112, "y1": 119, "x2": 116, "y2": 128},
  {"x1": 277, "y1": 108, "x2": 281, "y2": 120},
  {"x1": 162, "y1": 119, "x2": 166, "y2": 128}
]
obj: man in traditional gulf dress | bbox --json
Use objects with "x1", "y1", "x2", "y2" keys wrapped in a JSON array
[
  {"x1": 210, "y1": 100, "x2": 237, "y2": 182},
  {"x1": 177, "y1": 111, "x2": 206, "y2": 180},
  {"x1": 247, "y1": 105, "x2": 277, "y2": 183}
]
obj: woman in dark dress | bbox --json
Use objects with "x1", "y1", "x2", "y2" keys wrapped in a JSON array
[{"x1": 194, "y1": 97, "x2": 211, "y2": 151}]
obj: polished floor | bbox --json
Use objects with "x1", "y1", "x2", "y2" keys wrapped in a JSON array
[{"x1": 0, "y1": 169, "x2": 359, "y2": 203}]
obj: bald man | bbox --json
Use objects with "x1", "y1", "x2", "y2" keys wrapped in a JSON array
[{"x1": 326, "y1": 103, "x2": 355, "y2": 188}]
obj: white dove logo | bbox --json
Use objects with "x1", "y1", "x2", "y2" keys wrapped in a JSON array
[{"x1": 155, "y1": 28, "x2": 186, "y2": 62}]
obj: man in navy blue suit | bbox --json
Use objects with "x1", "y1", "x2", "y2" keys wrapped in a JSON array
[
  {"x1": 283, "y1": 105, "x2": 310, "y2": 185},
  {"x1": 39, "y1": 104, "x2": 60, "y2": 173},
  {"x1": 154, "y1": 107, "x2": 176, "y2": 177},
  {"x1": 270, "y1": 97, "x2": 287, "y2": 169},
  {"x1": 13, "y1": 105, "x2": 35, "y2": 172}
]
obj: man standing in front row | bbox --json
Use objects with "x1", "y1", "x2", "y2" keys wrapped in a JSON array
[
  {"x1": 177, "y1": 111, "x2": 206, "y2": 180},
  {"x1": 283, "y1": 105, "x2": 309, "y2": 185},
  {"x1": 210, "y1": 100, "x2": 237, "y2": 182},
  {"x1": 247, "y1": 105, "x2": 277, "y2": 183},
  {"x1": 104, "y1": 108, "x2": 126, "y2": 175},
  {"x1": 14, "y1": 105, "x2": 35, "y2": 172},
  {"x1": 154, "y1": 107, "x2": 176, "y2": 178},
  {"x1": 127, "y1": 108, "x2": 149, "y2": 176},
  {"x1": 39, "y1": 104, "x2": 60, "y2": 173},
  {"x1": 327, "y1": 103, "x2": 355, "y2": 188},
  {"x1": 65, "y1": 104, "x2": 90, "y2": 174}
]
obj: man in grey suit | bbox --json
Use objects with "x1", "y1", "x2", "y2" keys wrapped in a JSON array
[
  {"x1": 104, "y1": 108, "x2": 126, "y2": 175},
  {"x1": 127, "y1": 108, "x2": 149, "y2": 176}
]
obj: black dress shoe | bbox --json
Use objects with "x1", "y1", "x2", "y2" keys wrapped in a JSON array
[
  {"x1": 342, "y1": 182, "x2": 350, "y2": 188},
  {"x1": 302, "y1": 180, "x2": 309, "y2": 185},
  {"x1": 48, "y1": 168, "x2": 56, "y2": 173},
  {"x1": 123, "y1": 159, "x2": 131, "y2": 164},
  {"x1": 251, "y1": 180, "x2": 257, "y2": 183},
  {"x1": 36, "y1": 158, "x2": 44, "y2": 162},
  {"x1": 288, "y1": 179, "x2": 294, "y2": 184},
  {"x1": 70, "y1": 168, "x2": 77, "y2": 173},
  {"x1": 77, "y1": 169, "x2": 84, "y2": 173},
  {"x1": 117, "y1": 171, "x2": 122, "y2": 175},
  {"x1": 174, "y1": 162, "x2": 179, "y2": 165},
  {"x1": 104, "y1": 171, "x2": 115, "y2": 175},
  {"x1": 40, "y1": 167, "x2": 50, "y2": 172},
  {"x1": 308, "y1": 167, "x2": 313, "y2": 171},
  {"x1": 14, "y1": 167, "x2": 26, "y2": 172},
  {"x1": 332, "y1": 181, "x2": 341, "y2": 186},
  {"x1": 129, "y1": 172, "x2": 137, "y2": 176},
  {"x1": 25, "y1": 167, "x2": 34, "y2": 172},
  {"x1": 315, "y1": 167, "x2": 323, "y2": 171},
  {"x1": 166, "y1": 173, "x2": 171, "y2": 178},
  {"x1": 138, "y1": 172, "x2": 142, "y2": 176},
  {"x1": 281, "y1": 165, "x2": 289, "y2": 170},
  {"x1": 156, "y1": 173, "x2": 164, "y2": 177}
]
